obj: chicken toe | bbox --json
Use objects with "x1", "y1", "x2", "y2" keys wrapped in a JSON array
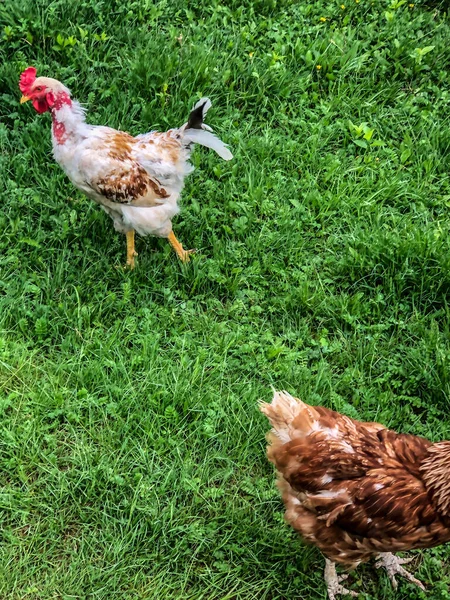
[
  {"x1": 375, "y1": 552, "x2": 425, "y2": 591},
  {"x1": 125, "y1": 230, "x2": 138, "y2": 269},
  {"x1": 324, "y1": 559, "x2": 358, "y2": 600},
  {"x1": 167, "y1": 231, "x2": 195, "y2": 263}
]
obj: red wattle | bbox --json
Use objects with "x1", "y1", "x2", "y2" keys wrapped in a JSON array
[{"x1": 32, "y1": 97, "x2": 49, "y2": 114}]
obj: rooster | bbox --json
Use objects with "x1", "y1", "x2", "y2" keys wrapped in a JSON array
[
  {"x1": 19, "y1": 67, "x2": 232, "y2": 268},
  {"x1": 260, "y1": 390, "x2": 450, "y2": 599}
]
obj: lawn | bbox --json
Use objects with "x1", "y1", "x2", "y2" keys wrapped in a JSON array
[{"x1": 1, "y1": 0, "x2": 450, "y2": 598}]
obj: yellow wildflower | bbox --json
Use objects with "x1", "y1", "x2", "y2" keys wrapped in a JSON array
[
  {"x1": 320, "y1": 16, "x2": 327, "y2": 21},
  {"x1": 341, "y1": 4, "x2": 345, "y2": 8},
  {"x1": 409, "y1": 2, "x2": 414, "y2": 6},
  {"x1": 249, "y1": 52, "x2": 254, "y2": 58},
  {"x1": 316, "y1": 64, "x2": 322, "y2": 70}
]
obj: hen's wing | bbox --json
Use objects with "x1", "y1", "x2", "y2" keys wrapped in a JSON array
[{"x1": 277, "y1": 409, "x2": 433, "y2": 525}]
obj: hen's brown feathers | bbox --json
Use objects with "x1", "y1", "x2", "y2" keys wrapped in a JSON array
[
  {"x1": 421, "y1": 442, "x2": 450, "y2": 515},
  {"x1": 261, "y1": 391, "x2": 450, "y2": 567}
]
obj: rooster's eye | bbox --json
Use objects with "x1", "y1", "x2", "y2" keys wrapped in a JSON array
[{"x1": 36, "y1": 86, "x2": 42, "y2": 92}]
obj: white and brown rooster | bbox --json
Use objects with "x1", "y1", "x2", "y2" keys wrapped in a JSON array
[
  {"x1": 260, "y1": 390, "x2": 450, "y2": 599},
  {"x1": 19, "y1": 66, "x2": 232, "y2": 268}
]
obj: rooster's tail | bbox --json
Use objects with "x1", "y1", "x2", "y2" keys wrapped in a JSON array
[{"x1": 182, "y1": 98, "x2": 233, "y2": 161}]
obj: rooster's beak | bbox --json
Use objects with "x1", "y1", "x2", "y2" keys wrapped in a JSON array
[{"x1": 20, "y1": 95, "x2": 31, "y2": 104}]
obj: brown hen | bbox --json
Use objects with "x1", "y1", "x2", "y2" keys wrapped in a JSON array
[{"x1": 260, "y1": 391, "x2": 450, "y2": 599}]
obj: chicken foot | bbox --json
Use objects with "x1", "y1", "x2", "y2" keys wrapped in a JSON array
[
  {"x1": 168, "y1": 230, "x2": 195, "y2": 263},
  {"x1": 375, "y1": 552, "x2": 425, "y2": 591},
  {"x1": 126, "y1": 230, "x2": 138, "y2": 269},
  {"x1": 324, "y1": 559, "x2": 358, "y2": 600}
]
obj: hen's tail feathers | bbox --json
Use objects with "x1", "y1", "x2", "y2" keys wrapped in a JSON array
[
  {"x1": 259, "y1": 391, "x2": 300, "y2": 428},
  {"x1": 183, "y1": 98, "x2": 233, "y2": 161},
  {"x1": 259, "y1": 390, "x2": 320, "y2": 442}
]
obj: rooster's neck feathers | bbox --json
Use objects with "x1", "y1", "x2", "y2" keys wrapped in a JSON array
[{"x1": 50, "y1": 92, "x2": 87, "y2": 145}]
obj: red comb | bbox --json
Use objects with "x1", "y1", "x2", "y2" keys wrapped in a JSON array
[{"x1": 19, "y1": 67, "x2": 37, "y2": 93}]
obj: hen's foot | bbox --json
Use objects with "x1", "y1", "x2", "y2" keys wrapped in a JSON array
[
  {"x1": 167, "y1": 231, "x2": 195, "y2": 263},
  {"x1": 375, "y1": 552, "x2": 425, "y2": 591},
  {"x1": 324, "y1": 559, "x2": 358, "y2": 600}
]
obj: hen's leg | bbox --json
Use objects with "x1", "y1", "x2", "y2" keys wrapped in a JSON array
[
  {"x1": 375, "y1": 552, "x2": 424, "y2": 590},
  {"x1": 126, "y1": 230, "x2": 138, "y2": 269},
  {"x1": 167, "y1": 231, "x2": 195, "y2": 263},
  {"x1": 324, "y1": 559, "x2": 358, "y2": 600}
]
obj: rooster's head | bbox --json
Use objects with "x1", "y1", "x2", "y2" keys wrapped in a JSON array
[{"x1": 19, "y1": 67, "x2": 71, "y2": 114}]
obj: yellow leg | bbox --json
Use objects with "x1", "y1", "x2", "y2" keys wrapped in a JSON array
[
  {"x1": 167, "y1": 231, "x2": 195, "y2": 263},
  {"x1": 126, "y1": 230, "x2": 138, "y2": 269}
]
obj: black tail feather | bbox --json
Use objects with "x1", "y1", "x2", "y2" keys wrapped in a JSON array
[{"x1": 187, "y1": 101, "x2": 208, "y2": 130}]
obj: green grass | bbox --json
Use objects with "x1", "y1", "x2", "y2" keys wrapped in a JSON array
[{"x1": 1, "y1": 0, "x2": 450, "y2": 597}]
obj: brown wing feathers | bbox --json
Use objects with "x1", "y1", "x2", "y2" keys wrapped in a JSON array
[{"x1": 93, "y1": 132, "x2": 170, "y2": 205}]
